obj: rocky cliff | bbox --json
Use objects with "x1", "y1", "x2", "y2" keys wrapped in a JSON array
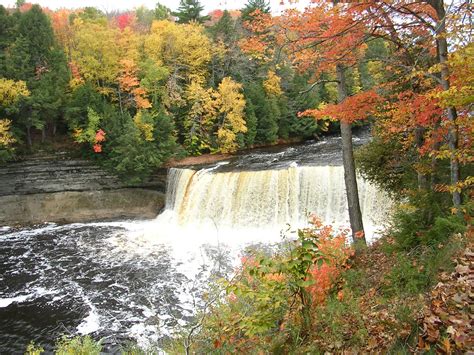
[{"x1": 0, "y1": 154, "x2": 167, "y2": 225}]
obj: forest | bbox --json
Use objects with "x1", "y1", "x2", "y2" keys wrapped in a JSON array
[
  {"x1": 0, "y1": 0, "x2": 334, "y2": 183},
  {"x1": 1, "y1": 0, "x2": 473, "y2": 353}
]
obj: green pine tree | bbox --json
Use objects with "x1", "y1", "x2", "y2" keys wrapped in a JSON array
[
  {"x1": 173, "y1": 0, "x2": 209, "y2": 24},
  {"x1": 241, "y1": 0, "x2": 270, "y2": 22}
]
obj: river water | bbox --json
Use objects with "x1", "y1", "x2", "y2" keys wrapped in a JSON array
[{"x1": 0, "y1": 131, "x2": 392, "y2": 352}]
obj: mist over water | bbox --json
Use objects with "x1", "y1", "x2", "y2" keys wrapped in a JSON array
[{"x1": 0, "y1": 133, "x2": 392, "y2": 352}]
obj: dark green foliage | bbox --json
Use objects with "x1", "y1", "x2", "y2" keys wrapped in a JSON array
[
  {"x1": 105, "y1": 109, "x2": 177, "y2": 183},
  {"x1": 244, "y1": 98, "x2": 257, "y2": 146},
  {"x1": 288, "y1": 116, "x2": 320, "y2": 139},
  {"x1": 1, "y1": 5, "x2": 69, "y2": 147},
  {"x1": 0, "y1": 5, "x2": 16, "y2": 76},
  {"x1": 65, "y1": 84, "x2": 103, "y2": 130},
  {"x1": 245, "y1": 83, "x2": 279, "y2": 145},
  {"x1": 388, "y1": 192, "x2": 465, "y2": 251},
  {"x1": 0, "y1": 146, "x2": 15, "y2": 165},
  {"x1": 5, "y1": 35, "x2": 32, "y2": 81},
  {"x1": 356, "y1": 137, "x2": 416, "y2": 197},
  {"x1": 17, "y1": 5, "x2": 54, "y2": 70},
  {"x1": 241, "y1": 0, "x2": 271, "y2": 22},
  {"x1": 285, "y1": 73, "x2": 322, "y2": 139},
  {"x1": 25, "y1": 48, "x2": 69, "y2": 136},
  {"x1": 257, "y1": 96, "x2": 279, "y2": 144},
  {"x1": 173, "y1": 0, "x2": 209, "y2": 24},
  {"x1": 106, "y1": 119, "x2": 159, "y2": 183}
]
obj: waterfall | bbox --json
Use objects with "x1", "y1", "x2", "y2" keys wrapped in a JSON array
[{"x1": 159, "y1": 166, "x2": 391, "y2": 241}]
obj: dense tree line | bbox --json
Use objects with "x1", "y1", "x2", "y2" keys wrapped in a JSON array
[{"x1": 0, "y1": 0, "x2": 353, "y2": 182}]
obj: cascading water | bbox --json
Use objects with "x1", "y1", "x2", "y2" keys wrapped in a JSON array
[{"x1": 157, "y1": 165, "x2": 391, "y2": 241}]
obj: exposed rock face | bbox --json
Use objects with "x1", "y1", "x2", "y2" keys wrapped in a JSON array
[
  {"x1": 0, "y1": 189, "x2": 164, "y2": 225},
  {"x1": 0, "y1": 155, "x2": 167, "y2": 225}
]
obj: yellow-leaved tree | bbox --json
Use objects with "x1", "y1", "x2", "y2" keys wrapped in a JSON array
[
  {"x1": 0, "y1": 78, "x2": 30, "y2": 107},
  {"x1": 215, "y1": 77, "x2": 247, "y2": 153},
  {"x1": 70, "y1": 18, "x2": 121, "y2": 94},
  {"x1": 0, "y1": 78, "x2": 30, "y2": 161},
  {"x1": 144, "y1": 20, "x2": 212, "y2": 109},
  {"x1": 184, "y1": 80, "x2": 219, "y2": 154},
  {"x1": 263, "y1": 69, "x2": 283, "y2": 97}
]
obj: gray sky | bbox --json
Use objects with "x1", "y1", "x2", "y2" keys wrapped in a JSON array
[{"x1": 0, "y1": 0, "x2": 311, "y2": 14}]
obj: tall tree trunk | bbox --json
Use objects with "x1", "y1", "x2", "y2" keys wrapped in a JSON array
[
  {"x1": 41, "y1": 126, "x2": 46, "y2": 143},
  {"x1": 414, "y1": 126, "x2": 428, "y2": 190},
  {"x1": 429, "y1": 0, "x2": 462, "y2": 208},
  {"x1": 336, "y1": 64, "x2": 366, "y2": 249},
  {"x1": 26, "y1": 125, "x2": 32, "y2": 147}
]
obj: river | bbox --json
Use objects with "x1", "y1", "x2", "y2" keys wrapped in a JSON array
[{"x1": 0, "y1": 132, "x2": 392, "y2": 352}]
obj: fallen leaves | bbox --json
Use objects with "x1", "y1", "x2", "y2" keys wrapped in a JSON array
[{"x1": 418, "y1": 241, "x2": 473, "y2": 352}]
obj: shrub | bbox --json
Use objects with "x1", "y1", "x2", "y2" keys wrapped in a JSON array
[
  {"x1": 25, "y1": 342, "x2": 44, "y2": 355},
  {"x1": 55, "y1": 335, "x2": 102, "y2": 355},
  {"x1": 188, "y1": 217, "x2": 354, "y2": 352}
]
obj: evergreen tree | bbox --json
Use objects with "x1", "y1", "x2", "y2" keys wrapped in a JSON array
[
  {"x1": 286, "y1": 73, "x2": 321, "y2": 139},
  {"x1": 0, "y1": 6, "x2": 16, "y2": 76},
  {"x1": 245, "y1": 82, "x2": 278, "y2": 145},
  {"x1": 243, "y1": 97, "x2": 257, "y2": 147},
  {"x1": 173, "y1": 0, "x2": 209, "y2": 24},
  {"x1": 106, "y1": 108, "x2": 177, "y2": 183},
  {"x1": 65, "y1": 83, "x2": 103, "y2": 131},
  {"x1": 27, "y1": 48, "x2": 69, "y2": 141},
  {"x1": 4, "y1": 36, "x2": 31, "y2": 81},
  {"x1": 209, "y1": 10, "x2": 234, "y2": 42},
  {"x1": 241, "y1": 0, "x2": 270, "y2": 22},
  {"x1": 5, "y1": 5, "x2": 68, "y2": 145},
  {"x1": 17, "y1": 5, "x2": 54, "y2": 69},
  {"x1": 258, "y1": 96, "x2": 279, "y2": 144}
]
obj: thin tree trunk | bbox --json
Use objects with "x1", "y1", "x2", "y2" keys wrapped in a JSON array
[
  {"x1": 41, "y1": 126, "x2": 46, "y2": 143},
  {"x1": 26, "y1": 125, "x2": 32, "y2": 147},
  {"x1": 430, "y1": 0, "x2": 462, "y2": 208},
  {"x1": 414, "y1": 126, "x2": 428, "y2": 190},
  {"x1": 336, "y1": 64, "x2": 366, "y2": 249}
]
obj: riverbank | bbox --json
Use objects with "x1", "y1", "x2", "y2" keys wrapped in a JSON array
[
  {"x1": 165, "y1": 137, "x2": 307, "y2": 168},
  {"x1": 0, "y1": 154, "x2": 166, "y2": 226}
]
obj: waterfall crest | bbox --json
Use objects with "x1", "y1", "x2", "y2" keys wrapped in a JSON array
[{"x1": 160, "y1": 166, "x2": 391, "y2": 240}]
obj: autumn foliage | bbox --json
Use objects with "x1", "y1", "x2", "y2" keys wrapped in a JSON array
[
  {"x1": 195, "y1": 217, "x2": 353, "y2": 352},
  {"x1": 301, "y1": 90, "x2": 383, "y2": 124}
]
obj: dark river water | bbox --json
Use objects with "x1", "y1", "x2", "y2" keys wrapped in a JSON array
[{"x1": 0, "y1": 221, "x2": 279, "y2": 353}]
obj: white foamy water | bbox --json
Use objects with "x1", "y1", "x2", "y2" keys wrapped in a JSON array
[{"x1": 158, "y1": 165, "x2": 392, "y2": 243}]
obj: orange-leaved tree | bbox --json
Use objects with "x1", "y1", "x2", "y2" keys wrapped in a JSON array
[
  {"x1": 348, "y1": 0, "x2": 472, "y2": 209},
  {"x1": 241, "y1": 2, "x2": 385, "y2": 249}
]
